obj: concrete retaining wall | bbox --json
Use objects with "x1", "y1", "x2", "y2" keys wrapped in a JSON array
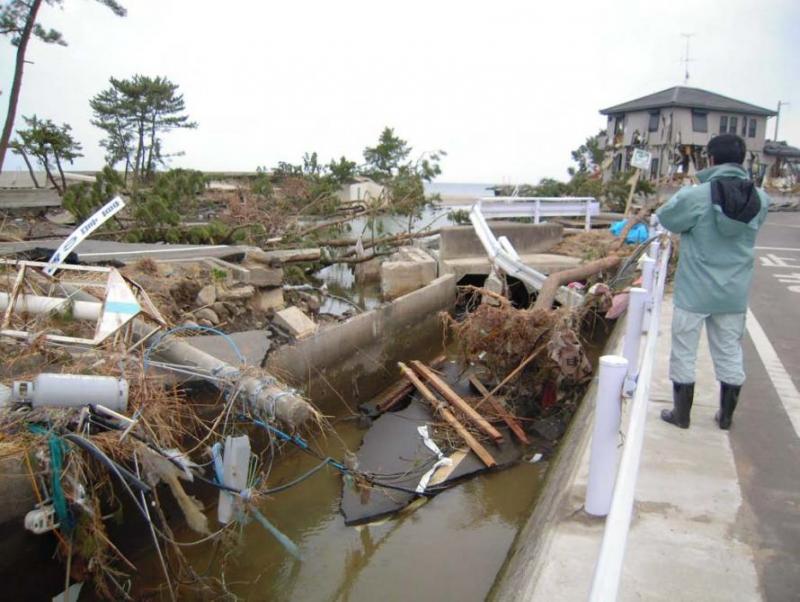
[
  {"x1": 439, "y1": 222, "x2": 563, "y2": 260},
  {"x1": 488, "y1": 315, "x2": 627, "y2": 599},
  {"x1": 267, "y1": 275, "x2": 457, "y2": 410}
]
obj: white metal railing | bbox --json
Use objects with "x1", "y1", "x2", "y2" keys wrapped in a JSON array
[
  {"x1": 468, "y1": 202, "x2": 584, "y2": 307},
  {"x1": 449, "y1": 197, "x2": 600, "y2": 231},
  {"x1": 585, "y1": 225, "x2": 672, "y2": 601}
]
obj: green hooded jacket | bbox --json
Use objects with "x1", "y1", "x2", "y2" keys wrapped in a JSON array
[{"x1": 656, "y1": 163, "x2": 770, "y2": 314}]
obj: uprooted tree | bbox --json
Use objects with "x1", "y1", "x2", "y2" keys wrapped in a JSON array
[
  {"x1": 0, "y1": 0, "x2": 126, "y2": 173},
  {"x1": 90, "y1": 75, "x2": 197, "y2": 183},
  {"x1": 11, "y1": 115, "x2": 83, "y2": 194}
]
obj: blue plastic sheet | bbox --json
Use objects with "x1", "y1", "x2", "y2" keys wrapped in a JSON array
[{"x1": 610, "y1": 219, "x2": 649, "y2": 244}]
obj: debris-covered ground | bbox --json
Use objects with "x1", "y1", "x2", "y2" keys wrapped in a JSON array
[{"x1": 0, "y1": 162, "x2": 672, "y2": 598}]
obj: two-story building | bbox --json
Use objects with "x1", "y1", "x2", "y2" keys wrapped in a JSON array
[{"x1": 599, "y1": 86, "x2": 777, "y2": 181}]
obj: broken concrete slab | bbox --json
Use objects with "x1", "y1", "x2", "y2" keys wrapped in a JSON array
[
  {"x1": 240, "y1": 259, "x2": 283, "y2": 287},
  {"x1": 184, "y1": 330, "x2": 271, "y2": 368},
  {"x1": 194, "y1": 307, "x2": 220, "y2": 325},
  {"x1": 217, "y1": 285, "x2": 255, "y2": 301},
  {"x1": 273, "y1": 306, "x2": 317, "y2": 339},
  {"x1": 340, "y1": 399, "x2": 522, "y2": 525},
  {"x1": 246, "y1": 247, "x2": 321, "y2": 265},
  {"x1": 381, "y1": 246, "x2": 437, "y2": 300}
]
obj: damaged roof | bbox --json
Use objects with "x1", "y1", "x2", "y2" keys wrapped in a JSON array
[
  {"x1": 600, "y1": 86, "x2": 777, "y2": 117},
  {"x1": 764, "y1": 140, "x2": 800, "y2": 159}
]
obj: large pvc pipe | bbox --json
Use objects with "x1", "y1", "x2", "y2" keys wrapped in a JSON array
[
  {"x1": 585, "y1": 355, "x2": 628, "y2": 517},
  {"x1": 622, "y1": 288, "x2": 648, "y2": 397},
  {"x1": 12, "y1": 373, "x2": 128, "y2": 412},
  {"x1": 640, "y1": 256, "x2": 656, "y2": 334},
  {"x1": 0, "y1": 293, "x2": 101, "y2": 321}
]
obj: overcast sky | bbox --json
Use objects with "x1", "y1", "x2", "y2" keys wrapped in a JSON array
[{"x1": 2, "y1": 0, "x2": 798, "y2": 183}]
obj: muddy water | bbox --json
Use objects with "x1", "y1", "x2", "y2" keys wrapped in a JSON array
[
  {"x1": 130, "y1": 356, "x2": 546, "y2": 601},
  {"x1": 135, "y1": 423, "x2": 544, "y2": 601}
]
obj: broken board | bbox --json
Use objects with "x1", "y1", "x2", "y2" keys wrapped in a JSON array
[{"x1": 341, "y1": 400, "x2": 522, "y2": 525}]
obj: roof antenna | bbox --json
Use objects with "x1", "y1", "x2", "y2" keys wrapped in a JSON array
[{"x1": 680, "y1": 33, "x2": 694, "y2": 85}]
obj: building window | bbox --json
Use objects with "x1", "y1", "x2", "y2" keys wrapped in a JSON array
[
  {"x1": 748, "y1": 118, "x2": 757, "y2": 138},
  {"x1": 650, "y1": 157, "x2": 660, "y2": 180},
  {"x1": 692, "y1": 110, "x2": 708, "y2": 133},
  {"x1": 729, "y1": 116, "x2": 738, "y2": 135},
  {"x1": 742, "y1": 117, "x2": 748, "y2": 136},
  {"x1": 719, "y1": 115, "x2": 728, "y2": 134},
  {"x1": 648, "y1": 111, "x2": 660, "y2": 132}
]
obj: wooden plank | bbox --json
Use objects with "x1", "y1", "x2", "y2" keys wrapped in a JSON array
[
  {"x1": 410, "y1": 360, "x2": 504, "y2": 444},
  {"x1": 469, "y1": 375, "x2": 530, "y2": 445},
  {"x1": 1, "y1": 264, "x2": 26, "y2": 329},
  {"x1": 398, "y1": 362, "x2": 496, "y2": 468},
  {"x1": 374, "y1": 354, "x2": 446, "y2": 412}
]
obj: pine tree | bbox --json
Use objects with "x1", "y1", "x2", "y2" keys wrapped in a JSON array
[
  {"x1": 0, "y1": 0, "x2": 125, "y2": 173},
  {"x1": 90, "y1": 75, "x2": 197, "y2": 183},
  {"x1": 12, "y1": 115, "x2": 83, "y2": 194}
]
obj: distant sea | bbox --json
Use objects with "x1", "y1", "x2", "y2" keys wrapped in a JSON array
[{"x1": 424, "y1": 182, "x2": 498, "y2": 199}]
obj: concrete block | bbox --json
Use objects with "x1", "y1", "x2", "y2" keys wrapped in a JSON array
[
  {"x1": 274, "y1": 306, "x2": 317, "y2": 339},
  {"x1": 354, "y1": 257, "x2": 382, "y2": 283},
  {"x1": 251, "y1": 288, "x2": 285, "y2": 313},
  {"x1": 381, "y1": 247, "x2": 437, "y2": 300},
  {"x1": 241, "y1": 259, "x2": 283, "y2": 287},
  {"x1": 439, "y1": 222, "x2": 563, "y2": 260}
]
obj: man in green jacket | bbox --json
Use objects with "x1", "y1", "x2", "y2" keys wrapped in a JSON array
[{"x1": 655, "y1": 134, "x2": 770, "y2": 430}]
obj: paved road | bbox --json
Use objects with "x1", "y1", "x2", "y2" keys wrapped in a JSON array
[{"x1": 734, "y1": 211, "x2": 800, "y2": 601}]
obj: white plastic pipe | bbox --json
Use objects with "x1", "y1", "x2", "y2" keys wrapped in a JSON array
[
  {"x1": 640, "y1": 257, "x2": 656, "y2": 334},
  {"x1": 585, "y1": 355, "x2": 629, "y2": 517},
  {"x1": 648, "y1": 239, "x2": 659, "y2": 259},
  {"x1": 12, "y1": 373, "x2": 129, "y2": 412},
  {"x1": 622, "y1": 288, "x2": 648, "y2": 397},
  {"x1": 0, "y1": 293, "x2": 101, "y2": 321}
]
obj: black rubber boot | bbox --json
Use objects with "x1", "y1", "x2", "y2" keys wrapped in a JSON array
[
  {"x1": 661, "y1": 382, "x2": 695, "y2": 429},
  {"x1": 715, "y1": 382, "x2": 741, "y2": 430}
]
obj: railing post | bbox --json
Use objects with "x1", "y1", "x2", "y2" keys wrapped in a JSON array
[
  {"x1": 622, "y1": 288, "x2": 647, "y2": 396},
  {"x1": 585, "y1": 355, "x2": 629, "y2": 517},
  {"x1": 640, "y1": 256, "x2": 656, "y2": 333},
  {"x1": 534, "y1": 199, "x2": 541, "y2": 224},
  {"x1": 585, "y1": 199, "x2": 591, "y2": 232}
]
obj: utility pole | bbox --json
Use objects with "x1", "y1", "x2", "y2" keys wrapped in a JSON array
[
  {"x1": 680, "y1": 33, "x2": 695, "y2": 85},
  {"x1": 774, "y1": 101, "x2": 789, "y2": 141}
]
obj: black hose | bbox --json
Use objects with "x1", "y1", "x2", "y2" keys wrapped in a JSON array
[{"x1": 62, "y1": 433, "x2": 151, "y2": 494}]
